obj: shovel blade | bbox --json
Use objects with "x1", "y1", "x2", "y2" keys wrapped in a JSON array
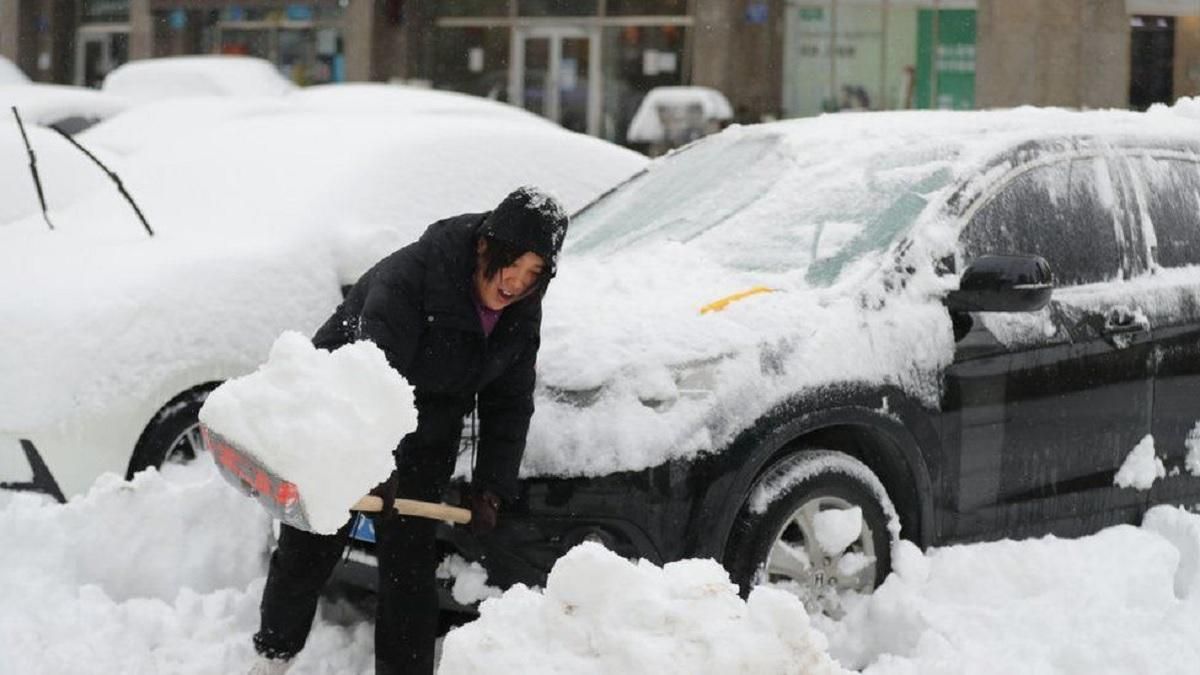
[{"x1": 201, "y1": 424, "x2": 314, "y2": 532}]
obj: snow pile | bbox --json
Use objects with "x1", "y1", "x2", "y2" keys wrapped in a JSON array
[
  {"x1": 437, "y1": 555, "x2": 504, "y2": 606},
  {"x1": 1114, "y1": 435, "x2": 1165, "y2": 490},
  {"x1": 0, "y1": 464, "x2": 269, "y2": 603},
  {"x1": 199, "y1": 332, "x2": 414, "y2": 534},
  {"x1": 0, "y1": 462, "x2": 375, "y2": 674},
  {"x1": 824, "y1": 510, "x2": 1200, "y2": 674},
  {"x1": 438, "y1": 542, "x2": 850, "y2": 675}
]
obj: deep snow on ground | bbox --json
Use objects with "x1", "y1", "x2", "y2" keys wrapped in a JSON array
[{"x1": 6, "y1": 461, "x2": 1200, "y2": 674}]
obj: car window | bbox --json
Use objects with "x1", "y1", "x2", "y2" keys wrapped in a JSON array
[
  {"x1": 959, "y1": 159, "x2": 1124, "y2": 286},
  {"x1": 1131, "y1": 156, "x2": 1200, "y2": 269}
]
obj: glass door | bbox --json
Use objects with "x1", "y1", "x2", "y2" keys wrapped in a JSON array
[
  {"x1": 512, "y1": 26, "x2": 601, "y2": 135},
  {"x1": 75, "y1": 29, "x2": 129, "y2": 87}
]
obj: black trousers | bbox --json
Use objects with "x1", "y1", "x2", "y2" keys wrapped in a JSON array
[{"x1": 254, "y1": 397, "x2": 467, "y2": 674}]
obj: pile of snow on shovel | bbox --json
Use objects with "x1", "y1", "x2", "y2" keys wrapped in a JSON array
[{"x1": 199, "y1": 331, "x2": 414, "y2": 533}]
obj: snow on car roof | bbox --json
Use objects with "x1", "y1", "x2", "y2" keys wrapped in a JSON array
[
  {"x1": 77, "y1": 83, "x2": 550, "y2": 159},
  {"x1": 0, "y1": 56, "x2": 29, "y2": 85},
  {"x1": 289, "y1": 82, "x2": 553, "y2": 126},
  {"x1": 77, "y1": 95, "x2": 291, "y2": 156},
  {"x1": 626, "y1": 85, "x2": 734, "y2": 143},
  {"x1": 100, "y1": 55, "x2": 296, "y2": 103}
]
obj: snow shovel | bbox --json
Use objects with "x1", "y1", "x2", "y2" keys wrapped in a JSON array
[{"x1": 199, "y1": 423, "x2": 471, "y2": 532}]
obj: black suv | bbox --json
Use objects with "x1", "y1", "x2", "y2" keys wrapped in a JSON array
[{"x1": 340, "y1": 110, "x2": 1200, "y2": 616}]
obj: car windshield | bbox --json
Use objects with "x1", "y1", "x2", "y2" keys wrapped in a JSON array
[{"x1": 566, "y1": 129, "x2": 955, "y2": 286}]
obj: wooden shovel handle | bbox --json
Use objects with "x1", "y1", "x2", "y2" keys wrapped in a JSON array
[{"x1": 352, "y1": 495, "x2": 472, "y2": 525}]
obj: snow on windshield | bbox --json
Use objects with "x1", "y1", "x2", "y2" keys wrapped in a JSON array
[{"x1": 567, "y1": 124, "x2": 955, "y2": 285}]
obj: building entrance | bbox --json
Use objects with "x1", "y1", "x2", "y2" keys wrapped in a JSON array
[
  {"x1": 75, "y1": 26, "x2": 129, "y2": 87},
  {"x1": 512, "y1": 26, "x2": 601, "y2": 135}
]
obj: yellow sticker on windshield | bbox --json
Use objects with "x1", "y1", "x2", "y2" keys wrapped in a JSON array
[{"x1": 700, "y1": 286, "x2": 776, "y2": 315}]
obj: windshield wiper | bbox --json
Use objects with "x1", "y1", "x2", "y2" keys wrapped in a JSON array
[
  {"x1": 47, "y1": 124, "x2": 154, "y2": 237},
  {"x1": 11, "y1": 106, "x2": 54, "y2": 231}
]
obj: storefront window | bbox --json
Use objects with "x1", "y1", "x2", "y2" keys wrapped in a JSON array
[
  {"x1": 782, "y1": 2, "x2": 975, "y2": 117},
  {"x1": 517, "y1": 0, "x2": 597, "y2": 17},
  {"x1": 601, "y1": 24, "x2": 686, "y2": 144},
  {"x1": 607, "y1": 0, "x2": 688, "y2": 16},
  {"x1": 434, "y1": 27, "x2": 511, "y2": 100},
  {"x1": 439, "y1": 1, "x2": 511, "y2": 18}
]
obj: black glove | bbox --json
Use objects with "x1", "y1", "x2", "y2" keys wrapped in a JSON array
[
  {"x1": 465, "y1": 487, "x2": 501, "y2": 535},
  {"x1": 369, "y1": 470, "x2": 400, "y2": 521}
]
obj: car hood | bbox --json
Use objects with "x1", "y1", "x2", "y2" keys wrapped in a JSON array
[{"x1": 517, "y1": 239, "x2": 958, "y2": 480}]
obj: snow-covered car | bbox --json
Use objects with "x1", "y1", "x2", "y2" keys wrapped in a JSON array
[
  {"x1": 341, "y1": 106, "x2": 1200, "y2": 616},
  {"x1": 0, "y1": 112, "x2": 646, "y2": 501},
  {"x1": 100, "y1": 55, "x2": 296, "y2": 103},
  {"x1": 626, "y1": 85, "x2": 733, "y2": 154},
  {"x1": 1, "y1": 83, "x2": 130, "y2": 133}
]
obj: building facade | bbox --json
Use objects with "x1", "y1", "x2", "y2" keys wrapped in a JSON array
[{"x1": 2, "y1": 0, "x2": 1199, "y2": 144}]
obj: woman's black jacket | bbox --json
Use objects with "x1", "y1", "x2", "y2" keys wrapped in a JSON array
[{"x1": 311, "y1": 213, "x2": 541, "y2": 501}]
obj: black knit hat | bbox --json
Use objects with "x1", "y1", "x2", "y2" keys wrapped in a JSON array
[{"x1": 479, "y1": 186, "x2": 569, "y2": 275}]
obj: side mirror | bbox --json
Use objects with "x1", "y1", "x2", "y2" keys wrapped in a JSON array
[{"x1": 945, "y1": 254, "x2": 1053, "y2": 313}]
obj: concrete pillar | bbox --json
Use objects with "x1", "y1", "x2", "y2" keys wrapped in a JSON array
[
  {"x1": 1175, "y1": 16, "x2": 1200, "y2": 99},
  {"x1": 343, "y1": 0, "x2": 377, "y2": 81},
  {"x1": 129, "y1": 0, "x2": 152, "y2": 60},
  {"x1": 691, "y1": 0, "x2": 785, "y2": 123},
  {"x1": 394, "y1": 0, "x2": 435, "y2": 82},
  {"x1": 976, "y1": 0, "x2": 1128, "y2": 110},
  {"x1": 0, "y1": 0, "x2": 20, "y2": 64}
]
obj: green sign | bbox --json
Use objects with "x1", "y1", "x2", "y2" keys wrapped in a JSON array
[
  {"x1": 915, "y1": 9, "x2": 976, "y2": 110},
  {"x1": 798, "y1": 7, "x2": 824, "y2": 22}
]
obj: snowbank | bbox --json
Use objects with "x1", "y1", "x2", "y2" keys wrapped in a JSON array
[
  {"x1": 438, "y1": 542, "x2": 850, "y2": 675},
  {"x1": 199, "y1": 332, "x2": 414, "y2": 534},
  {"x1": 822, "y1": 510, "x2": 1200, "y2": 674},
  {"x1": 0, "y1": 462, "x2": 375, "y2": 674},
  {"x1": 7, "y1": 464, "x2": 1200, "y2": 673}
]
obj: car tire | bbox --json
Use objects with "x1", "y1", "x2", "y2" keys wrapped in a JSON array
[
  {"x1": 725, "y1": 449, "x2": 897, "y2": 618},
  {"x1": 126, "y1": 382, "x2": 221, "y2": 478}
]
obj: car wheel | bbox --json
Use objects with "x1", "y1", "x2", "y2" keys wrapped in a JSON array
[
  {"x1": 726, "y1": 449, "x2": 898, "y2": 618},
  {"x1": 127, "y1": 382, "x2": 221, "y2": 478}
]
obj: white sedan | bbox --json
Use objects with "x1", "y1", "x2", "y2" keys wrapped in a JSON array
[{"x1": 0, "y1": 110, "x2": 647, "y2": 501}]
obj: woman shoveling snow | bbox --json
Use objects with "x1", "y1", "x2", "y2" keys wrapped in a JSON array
[{"x1": 239, "y1": 186, "x2": 568, "y2": 675}]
